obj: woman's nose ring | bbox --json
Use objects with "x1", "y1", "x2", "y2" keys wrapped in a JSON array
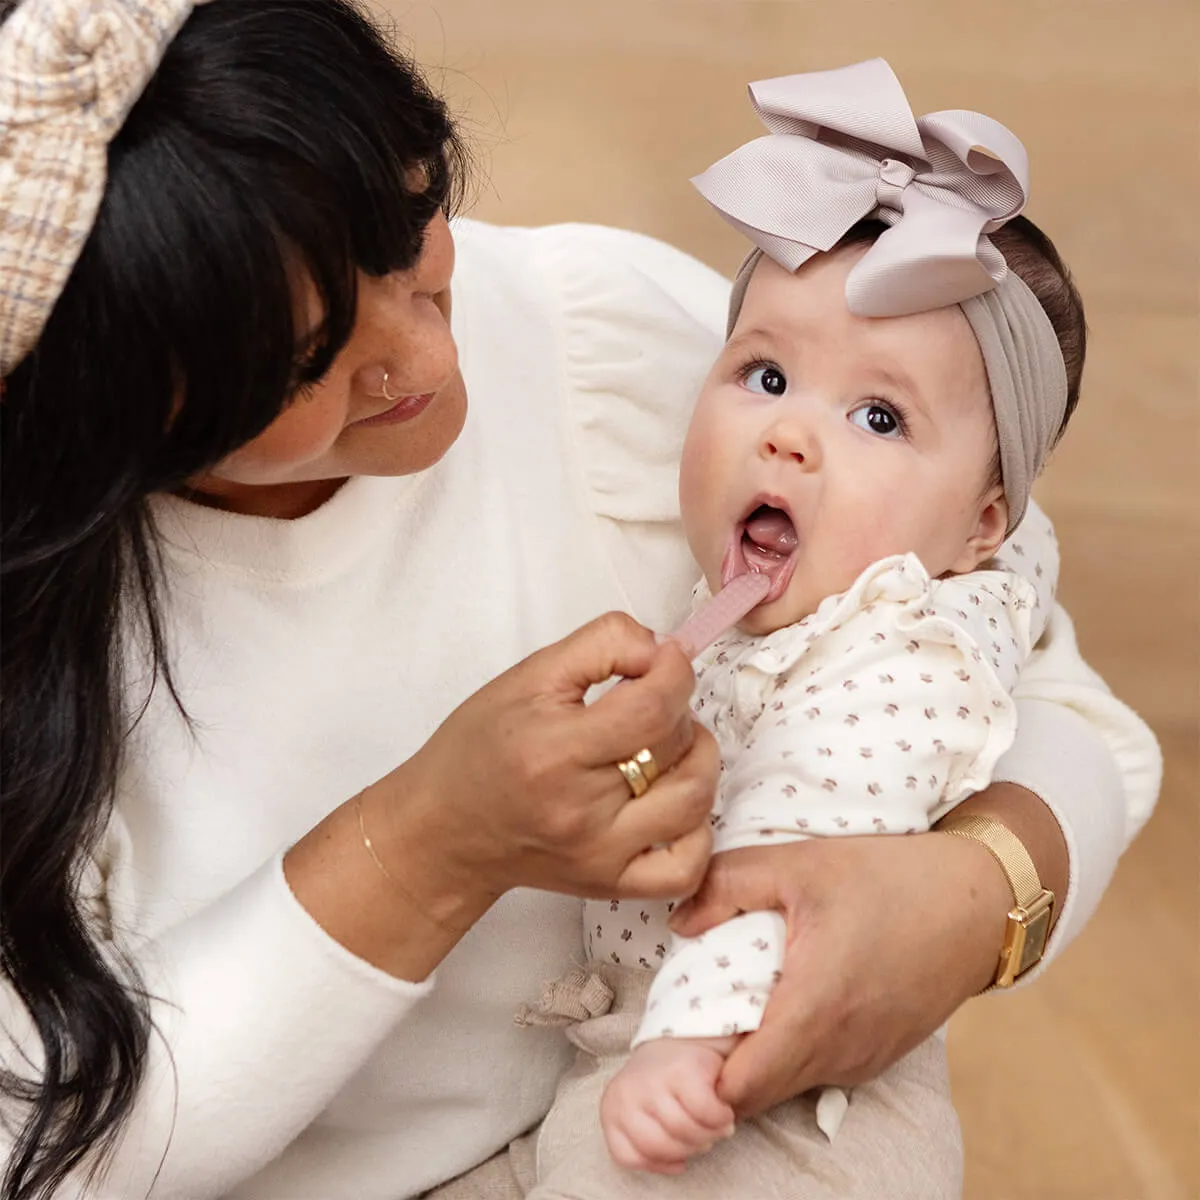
[{"x1": 374, "y1": 371, "x2": 402, "y2": 403}]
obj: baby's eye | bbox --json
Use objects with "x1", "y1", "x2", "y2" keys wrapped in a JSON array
[
  {"x1": 849, "y1": 403, "x2": 903, "y2": 439},
  {"x1": 742, "y1": 364, "x2": 787, "y2": 396}
]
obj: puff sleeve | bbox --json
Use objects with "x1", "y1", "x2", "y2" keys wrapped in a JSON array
[{"x1": 529, "y1": 223, "x2": 726, "y2": 633}]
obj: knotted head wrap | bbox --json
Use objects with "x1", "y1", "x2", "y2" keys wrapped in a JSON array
[
  {"x1": 0, "y1": 0, "x2": 213, "y2": 375},
  {"x1": 694, "y1": 58, "x2": 1068, "y2": 533}
]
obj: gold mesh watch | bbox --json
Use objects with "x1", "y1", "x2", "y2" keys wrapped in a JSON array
[{"x1": 940, "y1": 811, "x2": 1055, "y2": 988}]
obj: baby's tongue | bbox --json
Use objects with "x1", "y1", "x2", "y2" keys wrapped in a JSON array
[{"x1": 745, "y1": 507, "x2": 797, "y2": 555}]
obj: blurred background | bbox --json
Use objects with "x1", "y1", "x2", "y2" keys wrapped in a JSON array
[{"x1": 380, "y1": 2, "x2": 1198, "y2": 1195}]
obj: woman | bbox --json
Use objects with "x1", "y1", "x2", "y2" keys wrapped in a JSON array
[{"x1": 0, "y1": 1, "x2": 1160, "y2": 1198}]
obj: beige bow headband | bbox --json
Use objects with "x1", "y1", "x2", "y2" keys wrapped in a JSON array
[
  {"x1": 695, "y1": 58, "x2": 1068, "y2": 533},
  {"x1": 0, "y1": 0, "x2": 212, "y2": 376}
]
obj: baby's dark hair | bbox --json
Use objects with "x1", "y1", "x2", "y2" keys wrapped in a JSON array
[{"x1": 839, "y1": 214, "x2": 1087, "y2": 491}]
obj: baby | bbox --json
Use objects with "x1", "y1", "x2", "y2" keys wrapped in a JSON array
[{"x1": 521, "y1": 58, "x2": 1081, "y2": 1195}]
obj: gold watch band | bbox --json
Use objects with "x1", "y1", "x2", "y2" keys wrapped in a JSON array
[
  {"x1": 940, "y1": 812, "x2": 1042, "y2": 906},
  {"x1": 939, "y1": 811, "x2": 1055, "y2": 988}
]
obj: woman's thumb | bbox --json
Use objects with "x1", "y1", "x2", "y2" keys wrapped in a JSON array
[
  {"x1": 668, "y1": 849, "x2": 780, "y2": 936},
  {"x1": 541, "y1": 611, "x2": 659, "y2": 700}
]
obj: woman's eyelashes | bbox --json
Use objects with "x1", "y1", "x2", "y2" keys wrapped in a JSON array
[
  {"x1": 849, "y1": 400, "x2": 909, "y2": 440},
  {"x1": 286, "y1": 352, "x2": 327, "y2": 403},
  {"x1": 738, "y1": 359, "x2": 787, "y2": 396}
]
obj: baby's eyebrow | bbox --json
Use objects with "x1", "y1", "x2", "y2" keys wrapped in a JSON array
[
  {"x1": 864, "y1": 363, "x2": 935, "y2": 421},
  {"x1": 868, "y1": 364, "x2": 919, "y2": 399},
  {"x1": 723, "y1": 327, "x2": 786, "y2": 357}
]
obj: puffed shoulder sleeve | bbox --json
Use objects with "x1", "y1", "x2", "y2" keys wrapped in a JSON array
[{"x1": 531, "y1": 224, "x2": 729, "y2": 630}]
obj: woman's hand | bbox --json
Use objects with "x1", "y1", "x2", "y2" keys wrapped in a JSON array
[
  {"x1": 286, "y1": 612, "x2": 718, "y2": 980},
  {"x1": 386, "y1": 610, "x2": 718, "y2": 902},
  {"x1": 666, "y1": 786, "x2": 1061, "y2": 1116}
]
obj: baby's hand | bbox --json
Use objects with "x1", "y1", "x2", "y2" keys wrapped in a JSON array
[{"x1": 600, "y1": 1036, "x2": 737, "y2": 1174}]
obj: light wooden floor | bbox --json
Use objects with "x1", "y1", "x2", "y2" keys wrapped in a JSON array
[{"x1": 386, "y1": 3, "x2": 1199, "y2": 1195}]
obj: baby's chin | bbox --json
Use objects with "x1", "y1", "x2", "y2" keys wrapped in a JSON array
[
  {"x1": 698, "y1": 563, "x2": 814, "y2": 638},
  {"x1": 736, "y1": 591, "x2": 814, "y2": 637}
]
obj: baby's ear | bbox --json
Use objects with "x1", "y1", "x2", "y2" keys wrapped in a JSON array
[{"x1": 950, "y1": 486, "x2": 1009, "y2": 574}]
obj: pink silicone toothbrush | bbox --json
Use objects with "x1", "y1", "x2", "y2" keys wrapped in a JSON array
[{"x1": 668, "y1": 571, "x2": 770, "y2": 660}]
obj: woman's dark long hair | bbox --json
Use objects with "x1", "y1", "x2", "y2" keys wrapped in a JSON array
[{"x1": 0, "y1": 2, "x2": 464, "y2": 1195}]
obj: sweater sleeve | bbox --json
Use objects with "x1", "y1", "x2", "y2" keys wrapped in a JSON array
[
  {"x1": 0, "y1": 817, "x2": 433, "y2": 1199},
  {"x1": 531, "y1": 222, "x2": 728, "y2": 633},
  {"x1": 990, "y1": 602, "x2": 1162, "y2": 983}
]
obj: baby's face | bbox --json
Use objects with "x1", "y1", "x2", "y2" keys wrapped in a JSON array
[{"x1": 680, "y1": 245, "x2": 1007, "y2": 636}]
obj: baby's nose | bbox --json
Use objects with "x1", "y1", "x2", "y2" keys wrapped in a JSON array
[{"x1": 759, "y1": 417, "x2": 814, "y2": 466}]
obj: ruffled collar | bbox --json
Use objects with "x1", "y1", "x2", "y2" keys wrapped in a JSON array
[{"x1": 695, "y1": 553, "x2": 935, "y2": 677}]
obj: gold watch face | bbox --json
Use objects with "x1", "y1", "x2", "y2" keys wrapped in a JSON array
[
  {"x1": 997, "y1": 890, "x2": 1055, "y2": 987},
  {"x1": 1016, "y1": 892, "x2": 1054, "y2": 976}
]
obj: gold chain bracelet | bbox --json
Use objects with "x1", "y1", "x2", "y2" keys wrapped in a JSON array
[{"x1": 352, "y1": 790, "x2": 470, "y2": 935}]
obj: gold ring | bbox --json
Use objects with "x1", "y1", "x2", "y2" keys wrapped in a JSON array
[
  {"x1": 633, "y1": 747, "x2": 660, "y2": 785},
  {"x1": 616, "y1": 747, "x2": 659, "y2": 799},
  {"x1": 616, "y1": 757, "x2": 649, "y2": 798}
]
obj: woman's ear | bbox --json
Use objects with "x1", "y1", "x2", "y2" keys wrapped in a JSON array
[{"x1": 949, "y1": 485, "x2": 1010, "y2": 574}]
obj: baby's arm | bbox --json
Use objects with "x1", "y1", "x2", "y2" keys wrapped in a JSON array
[
  {"x1": 602, "y1": 905, "x2": 785, "y2": 1170},
  {"x1": 601, "y1": 1034, "x2": 736, "y2": 1173}
]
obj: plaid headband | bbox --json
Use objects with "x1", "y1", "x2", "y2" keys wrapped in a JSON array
[{"x1": 0, "y1": 0, "x2": 213, "y2": 375}]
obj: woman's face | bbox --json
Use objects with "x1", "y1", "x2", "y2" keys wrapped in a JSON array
[{"x1": 189, "y1": 211, "x2": 467, "y2": 517}]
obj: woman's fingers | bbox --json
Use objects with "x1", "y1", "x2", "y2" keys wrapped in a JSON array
[
  {"x1": 613, "y1": 724, "x2": 717, "y2": 838},
  {"x1": 574, "y1": 637, "x2": 698, "y2": 768},
  {"x1": 529, "y1": 610, "x2": 660, "y2": 703},
  {"x1": 537, "y1": 614, "x2": 696, "y2": 705},
  {"x1": 715, "y1": 961, "x2": 820, "y2": 1114},
  {"x1": 667, "y1": 846, "x2": 784, "y2": 936},
  {"x1": 615, "y1": 823, "x2": 712, "y2": 899},
  {"x1": 609, "y1": 726, "x2": 718, "y2": 896},
  {"x1": 603, "y1": 712, "x2": 696, "y2": 803},
  {"x1": 381, "y1": 611, "x2": 709, "y2": 902}
]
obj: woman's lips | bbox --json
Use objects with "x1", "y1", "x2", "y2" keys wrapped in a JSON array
[{"x1": 351, "y1": 391, "x2": 435, "y2": 427}]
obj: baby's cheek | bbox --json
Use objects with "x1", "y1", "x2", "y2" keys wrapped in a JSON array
[
  {"x1": 678, "y1": 431, "x2": 715, "y2": 528},
  {"x1": 842, "y1": 494, "x2": 944, "y2": 575},
  {"x1": 824, "y1": 496, "x2": 915, "y2": 578}
]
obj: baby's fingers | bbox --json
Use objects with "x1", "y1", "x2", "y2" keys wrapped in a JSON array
[
  {"x1": 675, "y1": 1072, "x2": 736, "y2": 1136},
  {"x1": 604, "y1": 1124, "x2": 687, "y2": 1175},
  {"x1": 611, "y1": 1108, "x2": 697, "y2": 1173}
]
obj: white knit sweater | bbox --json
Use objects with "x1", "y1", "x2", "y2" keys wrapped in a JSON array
[{"x1": 0, "y1": 220, "x2": 1162, "y2": 1199}]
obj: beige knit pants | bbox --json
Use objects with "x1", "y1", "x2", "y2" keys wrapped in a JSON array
[{"x1": 425, "y1": 965, "x2": 962, "y2": 1200}]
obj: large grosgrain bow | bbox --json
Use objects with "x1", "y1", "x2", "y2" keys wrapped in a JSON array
[{"x1": 693, "y1": 58, "x2": 1031, "y2": 317}]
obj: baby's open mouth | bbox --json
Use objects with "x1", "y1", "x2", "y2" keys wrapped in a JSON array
[{"x1": 721, "y1": 501, "x2": 799, "y2": 603}]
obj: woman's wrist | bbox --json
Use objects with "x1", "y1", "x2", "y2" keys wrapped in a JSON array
[
  {"x1": 358, "y1": 776, "x2": 504, "y2": 930},
  {"x1": 938, "y1": 781, "x2": 1068, "y2": 930},
  {"x1": 933, "y1": 781, "x2": 1069, "y2": 993},
  {"x1": 283, "y1": 777, "x2": 497, "y2": 982}
]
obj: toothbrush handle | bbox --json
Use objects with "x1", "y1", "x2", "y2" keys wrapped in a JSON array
[{"x1": 668, "y1": 573, "x2": 769, "y2": 660}]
